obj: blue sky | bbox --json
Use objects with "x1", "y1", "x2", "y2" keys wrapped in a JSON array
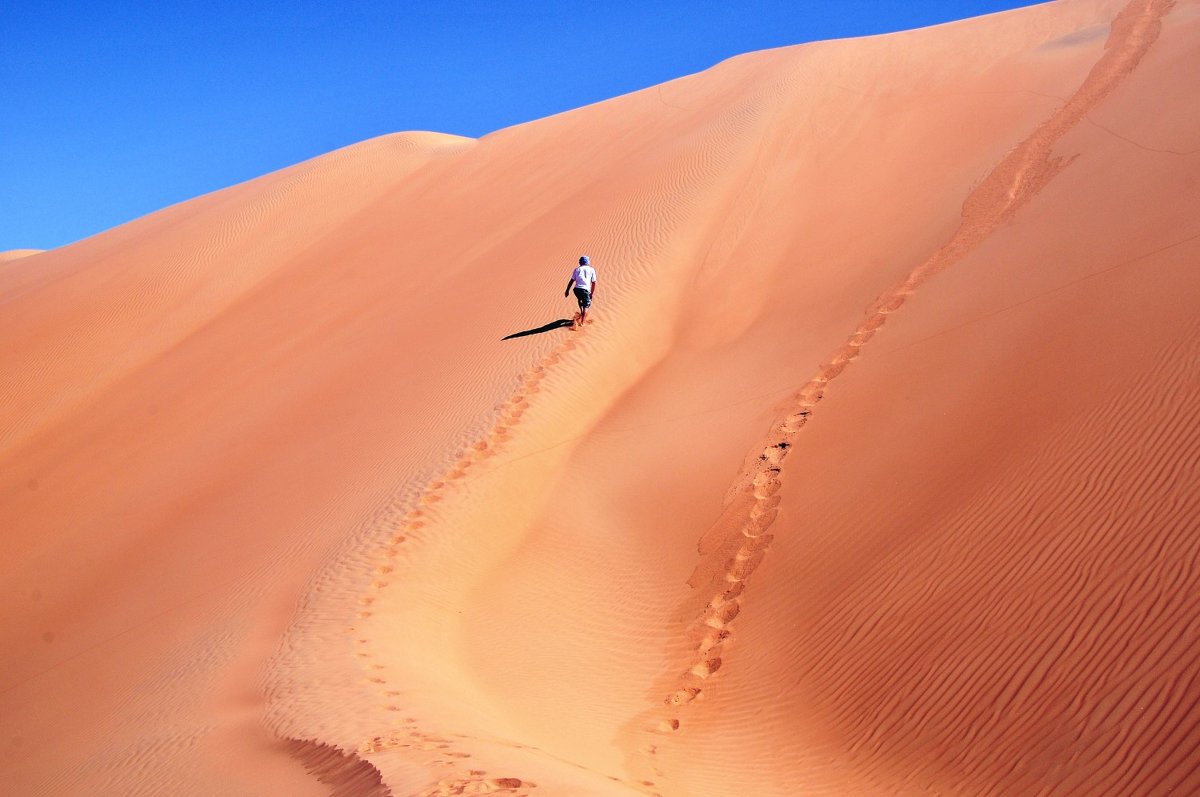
[{"x1": 2, "y1": 1, "x2": 1047, "y2": 251}]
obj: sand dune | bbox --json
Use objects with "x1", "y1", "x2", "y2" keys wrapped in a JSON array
[
  {"x1": 3, "y1": 0, "x2": 1199, "y2": 794},
  {"x1": 0, "y1": 250, "x2": 44, "y2": 263}
]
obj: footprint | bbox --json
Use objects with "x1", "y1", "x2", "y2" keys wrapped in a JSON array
[
  {"x1": 690, "y1": 657, "x2": 722, "y2": 679},
  {"x1": 762, "y1": 447, "x2": 785, "y2": 466},
  {"x1": 759, "y1": 493, "x2": 782, "y2": 510},
  {"x1": 698, "y1": 628, "x2": 730, "y2": 652},
  {"x1": 706, "y1": 600, "x2": 740, "y2": 626},
  {"x1": 665, "y1": 688, "x2": 701, "y2": 706},
  {"x1": 749, "y1": 496, "x2": 781, "y2": 519},
  {"x1": 752, "y1": 478, "x2": 781, "y2": 498},
  {"x1": 820, "y1": 360, "x2": 848, "y2": 380},
  {"x1": 873, "y1": 290, "x2": 909, "y2": 313},
  {"x1": 741, "y1": 531, "x2": 775, "y2": 551},
  {"x1": 729, "y1": 550, "x2": 765, "y2": 580},
  {"x1": 748, "y1": 507, "x2": 778, "y2": 530},
  {"x1": 780, "y1": 415, "x2": 807, "y2": 434},
  {"x1": 799, "y1": 388, "x2": 825, "y2": 406},
  {"x1": 850, "y1": 328, "x2": 877, "y2": 346},
  {"x1": 863, "y1": 312, "x2": 888, "y2": 332},
  {"x1": 490, "y1": 778, "x2": 527, "y2": 789},
  {"x1": 834, "y1": 343, "x2": 861, "y2": 363}
]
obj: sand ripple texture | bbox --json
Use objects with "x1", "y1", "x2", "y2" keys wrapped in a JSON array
[{"x1": 2, "y1": 0, "x2": 1200, "y2": 795}]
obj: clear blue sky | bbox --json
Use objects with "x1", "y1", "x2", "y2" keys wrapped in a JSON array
[{"x1": 1, "y1": 1, "x2": 1048, "y2": 251}]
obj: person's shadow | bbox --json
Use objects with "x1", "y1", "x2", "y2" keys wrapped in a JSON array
[{"x1": 501, "y1": 318, "x2": 574, "y2": 340}]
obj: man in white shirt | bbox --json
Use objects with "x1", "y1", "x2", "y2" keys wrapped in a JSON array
[{"x1": 564, "y1": 255, "x2": 597, "y2": 327}]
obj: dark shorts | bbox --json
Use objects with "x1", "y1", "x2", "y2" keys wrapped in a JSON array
[{"x1": 573, "y1": 286, "x2": 592, "y2": 310}]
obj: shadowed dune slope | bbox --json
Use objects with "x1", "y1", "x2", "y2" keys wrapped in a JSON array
[{"x1": 2, "y1": 0, "x2": 1199, "y2": 795}]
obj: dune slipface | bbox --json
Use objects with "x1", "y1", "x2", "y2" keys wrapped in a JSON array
[{"x1": 2, "y1": 0, "x2": 1199, "y2": 794}]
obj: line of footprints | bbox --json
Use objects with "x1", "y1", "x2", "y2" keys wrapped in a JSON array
[
  {"x1": 348, "y1": 322, "x2": 590, "y2": 794},
  {"x1": 641, "y1": 4, "x2": 1172, "y2": 734},
  {"x1": 648, "y1": 294, "x2": 904, "y2": 742}
]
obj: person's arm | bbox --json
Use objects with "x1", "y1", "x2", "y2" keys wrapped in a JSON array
[
  {"x1": 565, "y1": 278, "x2": 574, "y2": 297},
  {"x1": 590, "y1": 279, "x2": 596, "y2": 297}
]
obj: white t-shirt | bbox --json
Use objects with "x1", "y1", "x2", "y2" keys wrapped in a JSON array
[{"x1": 572, "y1": 265, "x2": 597, "y2": 291}]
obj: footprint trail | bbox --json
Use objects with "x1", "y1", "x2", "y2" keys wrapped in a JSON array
[
  {"x1": 347, "y1": 319, "x2": 595, "y2": 794},
  {"x1": 629, "y1": 0, "x2": 1176, "y2": 786}
]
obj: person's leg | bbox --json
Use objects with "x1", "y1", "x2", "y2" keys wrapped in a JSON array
[{"x1": 573, "y1": 288, "x2": 588, "y2": 326}]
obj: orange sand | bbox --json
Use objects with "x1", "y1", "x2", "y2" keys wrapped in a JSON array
[
  {"x1": 0, "y1": 250, "x2": 44, "y2": 263},
  {"x1": 3, "y1": 0, "x2": 1199, "y2": 794}
]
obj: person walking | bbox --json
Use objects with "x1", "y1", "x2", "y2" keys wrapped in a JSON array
[{"x1": 565, "y1": 255, "x2": 597, "y2": 327}]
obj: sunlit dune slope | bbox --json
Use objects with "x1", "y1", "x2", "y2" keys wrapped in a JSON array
[
  {"x1": 2, "y1": 0, "x2": 1199, "y2": 795},
  {"x1": 0, "y1": 249, "x2": 44, "y2": 263}
]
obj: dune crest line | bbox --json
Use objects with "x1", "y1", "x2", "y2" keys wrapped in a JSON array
[
  {"x1": 347, "y1": 323, "x2": 590, "y2": 794},
  {"x1": 631, "y1": 0, "x2": 1177, "y2": 776},
  {"x1": 352, "y1": 323, "x2": 585, "y2": 619}
]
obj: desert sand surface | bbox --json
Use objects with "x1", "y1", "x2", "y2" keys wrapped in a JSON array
[
  {"x1": 0, "y1": 250, "x2": 44, "y2": 263},
  {"x1": 3, "y1": 0, "x2": 1199, "y2": 794}
]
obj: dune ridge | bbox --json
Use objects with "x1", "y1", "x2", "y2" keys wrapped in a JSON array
[
  {"x1": 0, "y1": 249, "x2": 44, "y2": 262},
  {"x1": 3, "y1": 0, "x2": 1199, "y2": 794}
]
